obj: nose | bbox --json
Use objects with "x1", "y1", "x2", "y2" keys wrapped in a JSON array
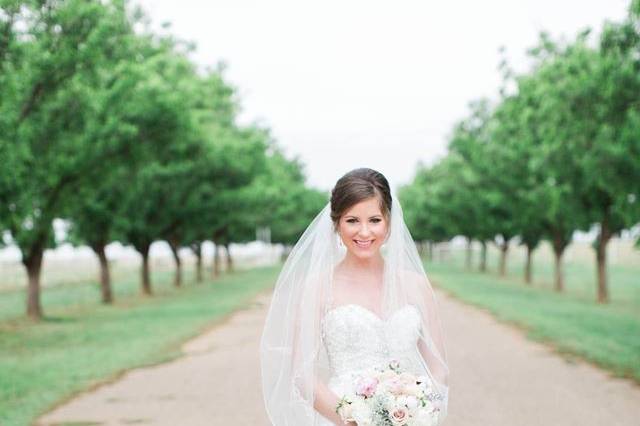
[{"x1": 357, "y1": 223, "x2": 372, "y2": 238}]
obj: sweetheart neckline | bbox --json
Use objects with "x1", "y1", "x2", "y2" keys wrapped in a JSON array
[{"x1": 323, "y1": 303, "x2": 418, "y2": 323}]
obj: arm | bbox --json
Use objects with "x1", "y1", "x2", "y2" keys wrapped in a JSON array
[
  {"x1": 416, "y1": 337, "x2": 448, "y2": 391},
  {"x1": 412, "y1": 272, "x2": 450, "y2": 421},
  {"x1": 405, "y1": 269, "x2": 449, "y2": 389},
  {"x1": 290, "y1": 294, "x2": 356, "y2": 425},
  {"x1": 313, "y1": 376, "x2": 357, "y2": 426}
]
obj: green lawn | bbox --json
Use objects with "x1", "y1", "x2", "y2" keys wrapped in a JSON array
[
  {"x1": 0, "y1": 265, "x2": 280, "y2": 426},
  {"x1": 1, "y1": 241, "x2": 638, "y2": 426},
  {"x1": 425, "y1": 249, "x2": 640, "y2": 385}
]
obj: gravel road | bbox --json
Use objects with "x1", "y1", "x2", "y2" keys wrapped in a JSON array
[{"x1": 36, "y1": 285, "x2": 640, "y2": 425}]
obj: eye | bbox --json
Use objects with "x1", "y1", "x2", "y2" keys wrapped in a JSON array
[{"x1": 346, "y1": 218, "x2": 381, "y2": 224}]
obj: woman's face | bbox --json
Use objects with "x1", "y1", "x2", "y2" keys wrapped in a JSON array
[{"x1": 337, "y1": 196, "x2": 389, "y2": 259}]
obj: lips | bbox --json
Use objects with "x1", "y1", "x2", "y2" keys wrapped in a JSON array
[{"x1": 354, "y1": 240, "x2": 373, "y2": 248}]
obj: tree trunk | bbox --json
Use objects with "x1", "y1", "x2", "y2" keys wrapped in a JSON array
[
  {"x1": 465, "y1": 237, "x2": 472, "y2": 270},
  {"x1": 191, "y1": 242, "x2": 203, "y2": 284},
  {"x1": 524, "y1": 244, "x2": 533, "y2": 285},
  {"x1": 553, "y1": 249, "x2": 564, "y2": 292},
  {"x1": 552, "y1": 233, "x2": 566, "y2": 293},
  {"x1": 595, "y1": 214, "x2": 611, "y2": 304},
  {"x1": 212, "y1": 243, "x2": 221, "y2": 279},
  {"x1": 140, "y1": 243, "x2": 152, "y2": 295},
  {"x1": 498, "y1": 240, "x2": 509, "y2": 276},
  {"x1": 479, "y1": 241, "x2": 487, "y2": 272},
  {"x1": 23, "y1": 243, "x2": 45, "y2": 320},
  {"x1": 168, "y1": 236, "x2": 182, "y2": 287},
  {"x1": 94, "y1": 242, "x2": 113, "y2": 304},
  {"x1": 224, "y1": 243, "x2": 233, "y2": 272}
]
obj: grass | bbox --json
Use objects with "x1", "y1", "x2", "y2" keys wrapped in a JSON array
[
  {"x1": 425, "y1": 243, "x2": 640, "y2": 384},
  {"x1": 1, "y1": 238, "x2": 638, "y2": 425},
  {"x1": 0, "y1": 264, "x2": 280, "y2": 426}
]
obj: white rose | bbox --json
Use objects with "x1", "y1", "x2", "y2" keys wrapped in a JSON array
[
  {"x1": 351, "y1": 400, "x2": 372, "y2": 424},
  {"x1": 379, "y1": 370, "x2": 399, "y2": 381},
  {"x1": 399, "y1": 372, "x2": 416, "y2": 384},
  {"x1": 404, "y1": 383, "x2": 423, "y2": 397},
  {"x1": 413, "y1": 410, "x2": 437, "y2": 426},
  {"x1": 405, "y1": 395, "x2": 419, "y2": 410},
  {"x1": 337, "y1": 402, "x2": 354, "y2": 422}
]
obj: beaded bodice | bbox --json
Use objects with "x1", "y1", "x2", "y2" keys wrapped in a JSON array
[{"x1": 320, "y1": 303, "x2": 423, "y2": 380}]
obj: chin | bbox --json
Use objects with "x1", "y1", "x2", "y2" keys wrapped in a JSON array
[{"x1": 348, "y1": 245, "x2": 381, "y2": 259}]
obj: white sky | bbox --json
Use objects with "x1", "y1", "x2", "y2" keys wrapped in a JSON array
[{"x1": 135, "y1": 0, "x2": 629, "y2": 193}]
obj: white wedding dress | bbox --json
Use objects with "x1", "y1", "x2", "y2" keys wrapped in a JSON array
[{"x1": 317, "y1": 303, "x2": 425, "y2": 425}]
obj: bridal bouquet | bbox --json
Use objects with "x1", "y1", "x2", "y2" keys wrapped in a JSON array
[{"x1": 335, "y1": 359, "x2": 443, "y2": 426}]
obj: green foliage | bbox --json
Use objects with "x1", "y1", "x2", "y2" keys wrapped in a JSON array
[
  {"x1": 0, "y1": 0, "x2": 324, "y2": 316},
  {"x1": 240, "y1": 144, "x2": 327, "y2": 245},
  {"x1": 0, "y1": 0, "x2": 136, "y2": 252},
  {"x1": 402, "y1": 2, "x2": 640, "y2": 300}
]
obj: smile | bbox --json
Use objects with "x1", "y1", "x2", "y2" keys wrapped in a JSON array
[{"x1": 354, "y1": 240, "x2": 373, "y2": 248}]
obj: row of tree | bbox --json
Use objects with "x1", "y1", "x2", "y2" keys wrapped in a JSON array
[
  {"x1": 0, "y1": 0, "x2": 326, "y2": 320},
  {"x1": 400, "y1": 1, "x2": 640, "y2": 303}
]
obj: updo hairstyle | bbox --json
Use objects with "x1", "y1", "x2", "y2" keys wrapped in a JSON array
[{"x1": 329, "y1": 168, "x2": 392, "y2": 232}]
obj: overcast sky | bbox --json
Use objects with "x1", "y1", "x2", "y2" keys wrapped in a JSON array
[{"x1": 135, "y1": 0, "x2": 629, "y2": 193}]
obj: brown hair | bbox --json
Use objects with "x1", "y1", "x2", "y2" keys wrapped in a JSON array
[{"x1": 330, "y1": 168, "x2": 392, "y2": 231}]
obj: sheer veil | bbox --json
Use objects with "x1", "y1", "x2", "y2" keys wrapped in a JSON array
[{"x1": 260, "y1": 189, "x2": 450, "y2": 425}]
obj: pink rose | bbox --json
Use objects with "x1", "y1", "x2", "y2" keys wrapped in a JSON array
[
  {"x1": 387, "y1": 377, "x2": 405, "y2": 395},
  {"x1": 356, "y1": 377, "x2": 378, "y2": 398},
  {"x1": 390, "y1": 406, "x2": 410, "y2": 425}
]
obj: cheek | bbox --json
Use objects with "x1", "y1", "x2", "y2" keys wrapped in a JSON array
[
  {"x1": 373, "y1": 223, "x2": 388, "y2": 238},
  {"x1": 339, "y1": 222, "x2": 387, "y2": 241}
]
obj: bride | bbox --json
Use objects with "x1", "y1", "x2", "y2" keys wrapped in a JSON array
[{"x1": 260, "y1": 168, "x2": 449, "y2": 425}]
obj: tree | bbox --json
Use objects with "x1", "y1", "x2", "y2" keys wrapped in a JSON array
[
  {"x1": 0, "y1": 0, "x2": 144, "y2": 319},
  {"x1": 527, "y1": 23, "x2": 640, "y2": 301}
]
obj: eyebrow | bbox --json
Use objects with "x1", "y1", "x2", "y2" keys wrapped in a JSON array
[{"x1": 344, "y1": 215, "x2": 383, "y2": 219}]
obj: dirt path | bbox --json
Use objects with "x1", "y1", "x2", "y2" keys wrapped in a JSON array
[{"x1": 37, "y1": 286, "x2": 640, "y2": 426}]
